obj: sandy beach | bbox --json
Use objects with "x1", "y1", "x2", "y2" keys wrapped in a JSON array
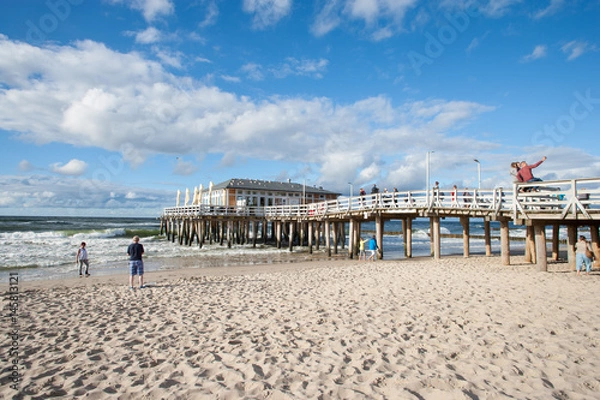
[{"x1": 3, "y1": 256, "x2": 599, "y2": 399}]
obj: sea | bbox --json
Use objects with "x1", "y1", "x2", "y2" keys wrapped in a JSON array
[{"x1": 0, "y1": 215, "x2": 548, "y2": 283}]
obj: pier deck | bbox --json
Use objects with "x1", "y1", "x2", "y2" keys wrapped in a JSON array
[{"x1": 161, "y1": 178, "x2": 600, "y2": 271}]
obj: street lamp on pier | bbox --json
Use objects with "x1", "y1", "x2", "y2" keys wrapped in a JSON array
[
  {"x1": 426, "y1": 151, "x2": 434, "y2": 204},
  {"x1": 474, "y1": 159, "x2": 481, "y2": 190}
]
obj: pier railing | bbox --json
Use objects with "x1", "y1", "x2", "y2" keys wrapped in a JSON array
[{"x1": 162, "y1": 178, "x2": 600, "y2": 222}]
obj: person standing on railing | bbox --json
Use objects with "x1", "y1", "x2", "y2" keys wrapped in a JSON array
[
  {"x1": 516, "y1": 156, "x2": 546, "y2": 183},
  {"x1": 575, "y1": 235, "x2": 593, "y2": 276}
]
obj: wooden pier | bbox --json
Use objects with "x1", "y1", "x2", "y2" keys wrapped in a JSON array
[{"x1": 160, "y1": 178, "x2": 600, "y2": 271}]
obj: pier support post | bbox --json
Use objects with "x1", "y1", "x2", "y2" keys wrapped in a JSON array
[
  {"x1": 198, "y1": 220, "x2": 204, "y2": 248},
  {"x1": 484, "y1": 220, "x2": 491, "y2": 257},
  {"x1": 315, "y1": 223, "x2": 321, "y2": 250},
  {"x1": 431, "y1": 216, "x2": 441, "y2": 260},
  {"x1": 348, "y1": 219, "x2": 355, "y2": 259},
  {"x1": 525, "y1": 225, "x2": 535, "y2": 264},
  {"x1": 534, "y1": 222, "x2": 547, "y2": 272},
  {"x1": 325, "y1": 222, "x2": 331, "y2": 257},
  {"x1": 332, "y1": 222, "x2": 339, "y2": 254},
  {"x1": 288, "y1": 222, "x2": 295, "y2": 252},
  {"x1": 227, "y1": 221, "x2": 232, "y2": 248},
  {"x1": 276, "y1": 221, "x2": 282, "y2": 249},
  {"x1": 375, "y1": 215, "x2": 384, "y2": 259},
  {"x1": 252, "y1": 221, "x2": 258, "y2": 248},
  {"x1": 308, "y1": 222, "x2": 313, "y2": 254},
  {"x1": 567, "y1": 225, "x2": 577, "y2": 270},
  {"x1": 500, "y1": 219, "x2": 510, "y2": 265},
  {"x1": 405, "y1": 218, "x2": 413, "y2": 258},
  {"x1": 460, "y1": 216, "x2": 470, "y2": 258},
  {"x1": 591, "y1": 224, "x2": 599, "y2": 266},
  {"x1": 551, "y1": 223, "x2": 560, "y2": 261}
]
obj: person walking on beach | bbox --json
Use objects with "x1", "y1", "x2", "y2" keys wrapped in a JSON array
[
  {"x1": 367, "y1": 235, "x2": 378, "y2": 261},
  {"x1": 76, "y1": 242, "x2": 90, "y2": 277},
  {"x1": 575, "y1": 235, "x2": 593, "y2": 276},
  {"x1": 127, "y1": 235, "x2": 145, "y2": 289}
]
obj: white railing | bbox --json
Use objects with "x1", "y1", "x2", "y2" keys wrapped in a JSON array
[{"x1": 161, "y1": 178, "x2": 600, "y2": 221}]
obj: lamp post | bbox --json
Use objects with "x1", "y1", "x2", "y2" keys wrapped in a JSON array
[
  {"x1": 474, "y1": 159, "x2": 481, "y2": 190},
  {"x1": 426, "y1": 151, "x2": 434, "y2": 204},
  {"x1": 303, "y1": 179, "x2": 306, "y2": 205},
  {"x1": 348, "y1": 182, "x2": 354, "y2": 210}
]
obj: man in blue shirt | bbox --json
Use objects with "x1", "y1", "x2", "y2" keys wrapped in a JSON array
[{"x1": 127, "y1": 235, "x2": 145, "y2": 289}]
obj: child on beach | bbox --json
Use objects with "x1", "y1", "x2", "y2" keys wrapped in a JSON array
[
  {"x1": 76, "y1": 242, "x2": 90, "y2": 277},
  {"x1": 359, "y1": 237, "x2": 368, "y2": 261}
]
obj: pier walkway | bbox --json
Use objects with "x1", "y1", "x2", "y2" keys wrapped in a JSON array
[{"x1": 161, "y1": 178, "x2": 600, "y2": 271}]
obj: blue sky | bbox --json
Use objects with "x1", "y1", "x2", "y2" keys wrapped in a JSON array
[{"x1": 1, "y1": 0, "x2": 599, "y2": 217}]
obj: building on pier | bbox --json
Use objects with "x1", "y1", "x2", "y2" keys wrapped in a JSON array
[{"x1": 178, "y1": 178, "x2": 340, "y2": 207}]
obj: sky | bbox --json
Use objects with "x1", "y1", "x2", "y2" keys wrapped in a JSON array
[{"x1": 0, "y1": 0, "x2": 599, "y2": 217}]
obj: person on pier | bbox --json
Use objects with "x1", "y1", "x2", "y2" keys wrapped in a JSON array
[{"x1": 516, "y1": 156, "x2": 546, "y2": 183}]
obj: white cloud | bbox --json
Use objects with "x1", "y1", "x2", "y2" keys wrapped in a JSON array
[
  {"x1": 110, "y1": 0, "x2": 175, "y2": 22},
  {"x1": 311, "y1": 0, "x2": 417, "y2": 39},
  {"x1": 0, "y1": 174, "x2": 172, "y2": 213},
  {"x1": 133, "y1": 27, "x2": 162, "y2": 44},
  {"x1": 50, "y1": 159, "x2": 88, "y2": 176},
  {"x1": 19, "y1": 160, "x2": 35, "y2": 171},
  {"x1": 221, "y1": 75, "x2": 241, "y2": 83},
  {"x1": 533, "y1": 0, "x2": 565, "y2": 19},
  {"x1": 243, "y1": 0, "x2": 292, "y2": 29},
  {"x1": 0, "y1": 36, "x2": 498, "y2": 189},
  {"x1": 561, "y1": 41, "x2": 595, "y2": 61},
  {"x1": 311, "y1": 1, "x2": 342, "y2": 36},
  {"x1": 440, "y1": 0, "x2": 521, "y2": 18},
  {"x1": 521, "y1": 45, "x2": 547, "y2": 62},
  {"x1": 199, "y1": 0, "x2": 220, "y2": 28},
  {"x1": 152, "y1": 47, "x2": 184, "y2": 68},
  {"x1": 466, "y1": 31, "x2": 490, "y2": 54},
  {"x1": 241, "y1": 63, "x2": 265, "y2": 80},
  {"x1": 173, "y1": 159, "x2": 199, "y2": 175},
  {"x1": 271, "y1": 58, "x2": 329, "y2": 79}
]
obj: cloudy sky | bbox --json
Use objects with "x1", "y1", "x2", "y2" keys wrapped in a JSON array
[{"x1": 1, "y1": 0, "x2": 599, "y2": 216}]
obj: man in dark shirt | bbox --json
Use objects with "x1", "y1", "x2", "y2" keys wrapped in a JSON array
[{"x1": 127, "y1": 235, "x2": 145, "y2": 289}]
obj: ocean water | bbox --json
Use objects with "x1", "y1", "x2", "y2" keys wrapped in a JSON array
[{"x1": 0, "y1": 215, "x2": 553, "y2": 282}]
